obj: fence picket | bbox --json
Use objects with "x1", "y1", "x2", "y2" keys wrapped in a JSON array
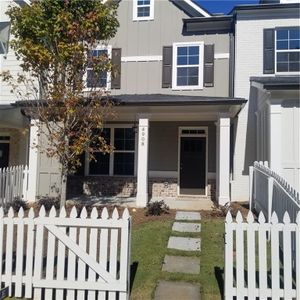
[
  {"x1": 67, "y1": 206, "x2": 77, "y2": 300},
  {"x1": 25, "y1": 208, "x2": 35, "y2": 298},
  {"x1": 283, "y1": 212, "x2": 293, "y2": 300},
  {"x1": 224, "y1": 212, "x2": 233, "y2": 300},
  {"x1": 77, "y1": 207, "x2": 88, "y2": 300},
  {"x1": 109, "y1": 208, "x2": 119, "y2": 300},
  {"x1": 98, "y1": 207, "x2": 109, "y2": 300},
  {"x1": 45, "y1": 207, "x2": 57, "y2": 300},
  {"x1": 87, "y1": 207, "x2": 98, "y2": 300},
  {"x1": 270, "y1": 212, "x2": 280, "y2": 300},
  {"x1": 0, "y1": 208, "x2": 3, "y2": 290},
  {"x1": 5, "y1": 208, "x2": 14, "y2": 297},
  {"x1": 15, "y1": 208, "x2": 25, "y2": 297},
  {"x1": 296, "y1": 212, "x2": 300, "y2": 300},
  {"x1": 34, "y1": 206, "x2": 46, "y2": 300},
  {"x1": 235, "y1": 212, "x2": 245, "y2": 299},
  {"x1": 246, "y1": 211, "x2": 256, "y2": 299},
  {"x1": 56, "y1": 207, "x2": 67, "y2": 299}
]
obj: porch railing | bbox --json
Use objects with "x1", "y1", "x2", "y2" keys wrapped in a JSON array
[{"x1": 0, "y1": 165, "x2": 29, "y2": 207}]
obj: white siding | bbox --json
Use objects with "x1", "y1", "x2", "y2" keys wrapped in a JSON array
[{"x1": 232, "y1": 15, "x2": 300, "y2": 201}]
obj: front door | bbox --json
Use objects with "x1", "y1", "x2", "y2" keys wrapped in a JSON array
[
  {"x1": 0, "y1": 143, "x2": 9, "y2": 169},
  {"x1": 180, "y1": 137, "x2": 206, "y2": 195}
]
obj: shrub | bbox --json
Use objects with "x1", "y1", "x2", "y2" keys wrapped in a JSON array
[
  {"x1": 11, "y1": 197, "x2": 28, "y2": 213},
  {"x1": 37, "y1": 197, "x2": 60, "y2": 211},
  {"x1": 145, "y1": 200, "x2": 169, "y2": 216}
]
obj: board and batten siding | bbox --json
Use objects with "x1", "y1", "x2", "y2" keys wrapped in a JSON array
[
  {"x1": 232, "y1": 11, "x2": 300, "y2": 201},
  {"x1": 109, "y1": 0, "x2": 230, "y2": 97}
]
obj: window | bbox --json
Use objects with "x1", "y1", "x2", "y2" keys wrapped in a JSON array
[
  {"x1": 133, "y1": 0, "x2": 154, "y2": 21},
  {"x1": 86, "y1": 46, "x2": 111, "y2": 89},
  {"x1": 172, "y1": 42, "x2": 204, "y2": 90},
  {"x1": 276, "y1": 27, "x2": 300, "y2": 73},
  {"x1": 88, "y1": 127, "x2": 136, "y2": 176}
]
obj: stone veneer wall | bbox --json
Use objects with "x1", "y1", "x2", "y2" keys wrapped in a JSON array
[{"x1": 68, "y1": 176, "x2": 216, "y2": 201}]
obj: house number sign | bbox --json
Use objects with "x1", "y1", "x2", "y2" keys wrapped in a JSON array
[{"x1": 140, "y1": 127, "x2": 147, "y2": 147}]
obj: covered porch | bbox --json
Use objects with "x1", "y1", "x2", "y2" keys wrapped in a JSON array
[{"x1": 67, "y1": 94, "x2": 246, "y2": 208}]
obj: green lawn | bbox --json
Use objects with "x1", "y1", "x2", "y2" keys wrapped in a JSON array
[{"x1": 130, "y1": 216, "x2": 225, "y2": 300}]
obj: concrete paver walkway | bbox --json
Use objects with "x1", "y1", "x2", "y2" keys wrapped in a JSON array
[
  {"x1": 154, "y1": 211, "x2": 202, "y2": 300},
  {"x1": 175, "y1": 211, "x2": 201, "y2": 221},
  {"x1": 162, "y1": 255, "x2": 200, "y2": 274},
  {"x1": 168, "y1": 236, "x2": 201, "y2": 251},
  {"x1": 172, "y1": 222, "x2": 201, "y2": 233},
  {"x1": 154, "y1": 281, "x2": 200, "y2": 300}
]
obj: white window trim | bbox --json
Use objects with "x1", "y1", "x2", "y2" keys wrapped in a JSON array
[
  {"x1": 133, "y1": 0, "x2": 154, "y2": 21},
  {"x1": 275, "y1": 28, "x2": 300, "y2": 75},
  {"x1": 172, "y1": 41, "x2": 204, "y2": 91},
  {"x1": 83, "y1": 45, "x2": 112, "y2": 91},
  {"x1": 85, "y1": 124, "x2": 137, "y2": 177}
]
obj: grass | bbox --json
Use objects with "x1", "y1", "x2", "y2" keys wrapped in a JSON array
[{"x1": 130, "y1": 216, "x2": 225, "y2": 300}]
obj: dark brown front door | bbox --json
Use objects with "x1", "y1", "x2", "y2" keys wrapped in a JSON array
[
  {"x1": 0, "y1": 143, "x2": 9, "y2": 169},
  {"x1": 180, "y1": 137, "x2": 206, "y2": 195}
]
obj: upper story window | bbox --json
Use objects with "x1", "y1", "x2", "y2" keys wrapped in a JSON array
[
  {"x1": 86, "y1": 46, "x2": 111, "y2": 90},
  {"x1": 133, "y1": 0, "x2": 154, "y2": 21},
  {"x1": 172, "y1": 42, "x2": 204, "y2": 90},
  {"x1": 275, "y1": 27, "x2": 300, "y2": 73}
]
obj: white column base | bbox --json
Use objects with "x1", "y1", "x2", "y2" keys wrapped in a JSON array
[{"x1": 136, "y1": 193, "x2": 148, "y2": 208}]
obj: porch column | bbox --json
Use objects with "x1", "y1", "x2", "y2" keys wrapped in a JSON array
[
  {"x1": 136, "y1": 118, "x2": 149, "y2": 207},
  {"x1": 269, "y1": 101, "x2": 282, "y2": 174},
  {"x1": 27, "y1": 119, "x2": 39, "y2": 202},
  {"x1": 217, "y1": 115, "x2": 230, "y2": 206}
]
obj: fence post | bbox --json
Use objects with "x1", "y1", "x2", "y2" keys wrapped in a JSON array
[
  {"x1": 22, "y1": 166, "x2": 29, "y2": 202},
  {"x1": 249, "y1": 166, "x2": 254, "y2": 210},
  {"x1": 268, "y1": 177, "x2": 274, "y2": 223},
  {"x1": 296, "y1": 212, "x2": 300, "y2": 300}
]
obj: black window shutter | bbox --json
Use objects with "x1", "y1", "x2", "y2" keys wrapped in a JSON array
[
  {"x1": 162, "y1": 46, "x2": 172, "y2": 88},
  {"x1": 204, "y1": 44, "x2": 214, "y2": 87},
  {"x1": 263, "y1": 29, "x2": 275, "y2": 74},
  {"x1": 111, "y1": 48, "x2": 121, "y2": 89}
]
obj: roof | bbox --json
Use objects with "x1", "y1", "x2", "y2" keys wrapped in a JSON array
[
  {"x1": 170, "y1": 0, "x2": 211, "y2": 17},
  {"x1": 183, "y1": 15, "x2": 233, "y2": 33},
  {"x1": 250, "y1": 76, "x2": 300, "y2": 89},
  {"x1": 110, "y1": 94, "x2": 246, "y2": 106},
  {"x1": 229, "y1": 2, "x2": 300, "y2": 14}
]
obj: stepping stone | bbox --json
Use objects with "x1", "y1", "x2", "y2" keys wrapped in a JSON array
[
  {"x1": 154, "y1": 280, "x2": 200, "y2": 300},
  {"x1": 168, "y1": 236, "x2": 201, "y2": 251},
  {"x1": 175, "y1": 211, "x2": 201, "y2": 221},
  {"x1": 162, "y1": 255, "x2": 200, "y2": 274},
  {"x1": 172, "y1": 222, "x2": 201, "y2": 233}
]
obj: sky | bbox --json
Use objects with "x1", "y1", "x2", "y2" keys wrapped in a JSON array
[{"x1": 195, "y1": 0, "x2": 260, "y2": 14}]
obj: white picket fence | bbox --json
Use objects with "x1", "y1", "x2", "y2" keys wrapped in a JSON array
[
  {"x1": 0, "y1": 165, "x2": 29, "y2": 207},
  {"x1": 249, "y1": 161, "x2": 300, "y2": 223},
  {"x1": 224, "y1": 210, "x2": 300, "y2": 300},
  {"x1": 0, "y1": 205, "x2": 131, "y2": 300}
]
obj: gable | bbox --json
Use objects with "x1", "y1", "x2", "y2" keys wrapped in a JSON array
[{"x1": 170, "y1": 0, "x2": 211, "y2": 17}]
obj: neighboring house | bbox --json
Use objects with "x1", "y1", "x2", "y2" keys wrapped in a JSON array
[{"x1": 232, "y1": 1, "x2": 300, "y2": 197}]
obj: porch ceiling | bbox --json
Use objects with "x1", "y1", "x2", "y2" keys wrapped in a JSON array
[{"x1": 111, "y1": 94, "x2": 246, "y2": 121}]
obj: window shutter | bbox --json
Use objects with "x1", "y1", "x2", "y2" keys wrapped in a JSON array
[
  {"x1": 162, "y1": 46, "x2": 172, "y2": 88},
  {"x1": 204, "y1": 44, "x2": 214, "y2": 87},
  {"x1": 111, "y1": 48, "x2": 121, "y2": 89},
  {"x1": 263, "y1": 29, "x2": 275, "y2": 74}
]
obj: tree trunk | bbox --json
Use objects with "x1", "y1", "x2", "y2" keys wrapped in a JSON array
[{"x1": 60, "y1": 173, "x2": 67, "y2": 208}]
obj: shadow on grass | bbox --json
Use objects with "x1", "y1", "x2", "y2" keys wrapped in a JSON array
[
  {"x1": 214, "y1": 266, "x2": 224, "y2": 300},
  {"x1": 130, "y1": 261, "x2": 139, "y2": 293}
]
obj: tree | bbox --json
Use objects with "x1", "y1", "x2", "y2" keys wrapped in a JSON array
[{"x1": 2, "y1": 0, "x2": 120, "y2": 206}]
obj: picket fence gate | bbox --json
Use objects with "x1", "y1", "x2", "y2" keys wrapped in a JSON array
[
  {"x1": 0, "y1": 165, "x2": 29, "y2": 207},
  {"x1": 0, "y1": 205, "x2": 131, "y2": 300},
  {"x1": 224, "y1": 210, "x2": 300, "y2": 300}
]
